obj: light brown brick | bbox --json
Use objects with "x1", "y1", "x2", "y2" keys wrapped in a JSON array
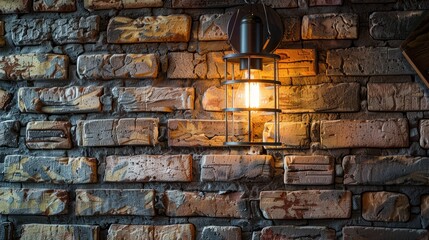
[
  {"x1": 84, "y1": 0, "x2": 163, "y2": 10},
  {"x1": 77, "y1": 118, "x2": 159, "y2": 147},
  {"x1": 107, "y1": 15, "x2": 191, "y2": 43},
  {"x1": 113, "y1": 86, "x2": 194, "y2": 112},
  {"x1": 275, "y1": 49, "x2": 317, "y2": 77},
  {"x1": 33, "y1": 0, "x2": 76, "y2": 12},
  {"x1": 285, "y1": 155, "x2": 334, "y2": 185},
  {"x1": 263, "y1": 122, "x2": 310, "y2": 148},
  {"x1": 26, "y1": 121, "x2": 72, "y2": 150},
  {"x1": 107, "y1": 224, "x2": 195, "y2": 240},
  {"x1": 198, "y1": 13, "x2": 230, "y2": 41},
  {"x1": 21, "y1": 224, "x2": 99, "y2": 240},
  {"x1": 104, "y1": 155, "x2": 192, "y2": 182},
  {"x1": 0, "y1": 89, "x2": 10, "y2": 109},
  {"x1": 302, "y1": 13, "x2": 358, "y2": 39},
  {"x1": 260, "y1": 190, "x2": 351, "y2": 219},
  {"x1": 77, "y1": 54, "x2": 158, "y2": 80},
  {"x1": 362, "y1": 192, "x2": 410, "y2": 222},
  {"x1": 0, "y1": 0, "x2": 30, "y2": 13},
  {"x1": 75, "y1": 189, "x2": 155, "y2": 216},
  {"x1": 261, "y1": 226, "x2": 335, "y2": 240},
  {"x1": 0, "y1": 188, "x2": 68, "y2": 215},
  {"x1": 167, "y1": 52, "x2": 207, "y2": 79},
  {"x1": 320, "y1": 119, "x2": 409, "y2": 148},
  {"x1": 201, "y1": 155, "x2": 273, "y2": 182},
  {"x1": 164, "y1": 190, "x2": 248, "y2": 218}
]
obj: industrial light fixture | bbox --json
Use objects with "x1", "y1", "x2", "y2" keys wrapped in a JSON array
[{"x1": 223, "y1": 0, "x2": 284, "y2": 146}]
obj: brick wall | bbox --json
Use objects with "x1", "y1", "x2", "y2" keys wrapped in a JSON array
[{"x1": 0, "y1": 0, "x2": 428, "y2": 239}]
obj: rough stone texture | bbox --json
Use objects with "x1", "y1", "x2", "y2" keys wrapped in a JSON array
[
  {"x1": 18, "y1": 86, "x2": 103, "y2": 113},
  {"x1": 260, "y1": 226, "x2": 336, "y2": 240},
  {"x1": 283, "y1": 17, "x2": 301, "y2": 42},
  {"x1": 369, "y1": 11, "x2": 424, "y2": 40},
  {"x1": 0, "y1": 21, "x2": 5, "y2": 47},
  {"x1": 420, "y1": 119, "x2": 429, "y2": 149},
  {"x1": 0, "y1": 90, "x2": 11, "y2": 109},
  {"x1": 275, "y1": 49, "x2": 317, "y2": 77},
  {"x1": 171, "y1": 0, "x2": 298, "y2": 8},
  {"x1": 309, "y1": 0, "x2": 343, "y2": 6},
  {"x1": 164, "y1": 191, "x2": 248, "y2": 218},
  {"x1": 84, "y1": 0, "x2": 163, "y2": 10},
  {"x1": 0, "y1": 121, "x2": 20, "y2": 148},
  {"x1": 343, "y1": 155, "x2": 429, "y2": 185},
  {"x1": 77, "y1": 118, "x2": 159, "y2": 147},
  {"x1": 0, "y1": 54, "x2": 68, "y2": 81},
  {"x1": 259, "y1": 190, "x2": 352, "y2": 219},
  {"x1": 77, "y1": 54, "x2": 158, "y2": 80},
  {"x1": 421, "y1": 195, "x2": 429, "y2": 218},
  {"x1": 107, "y1": 224, "x2": 195, "y2": 240},
  {"x1": 343, "y1": 226, "x2": 428, "y2": 240},
  {"x1": 107, "y1": 15, "x2": 191, "y2": 43},
  {"x1": 0, "y1": 222, "x2": 12, "y2": 240},
  {"x1": 167, "y1": 52, "x2": 207, "y2": 79},
  {"x1": 113, "y1": 86, "x2": 194, "y2": 112},
  {"x1": 75, "y1": 189, "x2": 155, "y2": 216},
  {"x1": 362, "y1": 192, "x2": 410, "y2": 222},
  {"x1": 104, "y1": 155, "x2": 192, "y2": 182},
  {"x1": 263, "y1": 122, "x2": 310, "y2": 148},
  {"x1": 168, "y1": 119, "x2": 248, "y2": 147},
  {"x1": 302, "y1": 13, "x2": 358, "y2": 39},
  {"x1": 280, "y1": 83, "x2": 360, "y2": 113},
  {"x1": 4, "y1": 155, "x2": 97, "y2": 184},
  {"x1": 0, "y1": 0, "x2": 30, "y2": 13},
  {"x1": 11, "y1": 16, "x2": 99, "y2": 45},
  {"x1": 285, "y1": 155, "x2": 334, "y2": 185},
  {"x1": 202, "y1": 86, "x2": 225, "y2": 111},
  {"x1": 326, "y1": 47, "x2": 414, "y2": 76},
  {"x1": 33, "y1": 0, "x2": 76, "y2": 12},
  {"x1": 320, "y1": 119, "x2": 409, "y2": 148},
  {"x1": 26, "y1": 121, "x2": 72, "y2": 149},
  {"x1": 0, "y1": 188, "x2": 68, "y2": 215},
  {"x1": 200, "y1": 155, "x2": 273, "y2": 182},
  {"x1": 201, "y1": 226, "x2": 241, "y2": 240},
  {"x1": 20, "y1": 224, "x2": 99, "y2": 240},
  {"x1": 368, "y1": 83, "x2": 429, "y2": 111},
  {"x1": 198, "y1": 13, "x2": 230, "y2": 41}
]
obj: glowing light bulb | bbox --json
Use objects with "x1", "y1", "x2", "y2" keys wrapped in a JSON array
[{"x1": 244, "y1": 69, "x2": 261, "y2": 108}]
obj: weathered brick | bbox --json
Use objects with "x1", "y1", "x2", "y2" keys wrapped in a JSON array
[
  {"x1": 171, "y1": 0, "x2": 297, "y2": 8},
  {"x1": 107, "y1": 224, "x2": 195, "y2": 240},
  {"x1": 26, "y1": 121, "x2": 72, "y2": 150},
  {"x1": 369, "y1": 11, "x2": 424, "y2": 40},
  {"x1": 0, "y1": 89, "x2": 11, "y2": 109},
  {"x1": 260, "y1": 226, "x2": 335, "y2": 240},
  {"x1": 326, "y1": 47, "x2": 413, "y2": 76},
  {"x1": 302, "y1": 13, "x2": 358, "y2": 39},
  {"x1": 4, "y1": 155, "x2": 97, "y2": 184},
  {"x1": 84, "y1": 0, "x2": 163, "y2": 10},
  {"x1": 104, "y1": 155, "x2": 192, "y2": 182},
  {"x1": 201, "y1": 226, "x2": 241, "y2": 240},
  {"x1": 201, "y1": 155, "x2": 273, "y2": 182},
  {"x1": 343, "y1": 155, "x2": 429, "y2": 185},
  {"x1": 0, "y1": 0, "x2": 30, "y2": 13},
  {"x1": 309, "y1": 0, "x2": 342, "y2": 6},
  {"x1": 107, "y1": 15, "x2": 191, "y2": 43},
  {"x1": 202, "y1": 86, "x2": 225, "y2": 111},
  {"x1": 285, "y1": 155, "x2": 334, "y2": 185},
  {"x1": 11, "y1": 19, "x2": 52, "y2": 45},
  {"x1": 168, "y1": 119, "x2": 248, "y2": 147},
  {"x1": 75, "y1": 189, "x2": 155, "y2": 216},
  {"x1": 77, "y1": 54, "x2": 158, "y2": 80},
  {"x1": 320, "y1": 119, "x2": 409, "y2": 148},
  {"x1": 206, "y1": 51, "x2": 240, "y2": 79},
  {"x1": 275, "y1": 49, "x2": 317, "y2": 77},
  {"x1": 263, "y1": 122, "x2": 310, "y2": 148},
  {"x1": 198, "y1": 13, "x2": 230, "y2": 41},
  {"x1": 420, "y1": 119, "x2": 429, "y2": 149},
  {"x1": 113, "y1": 87, "x2": 194, "y2": 112},
  {"x1": 0, "y1": 54, "x2": 68, "y2": 81},
  {"x1": 368, "y1": 82, "x2": 429, "y2": 111},
  {"x1": 280, "y1": 83, "x2": 360, "y2": 113},
  {"x1": 283, "y1": 17, "x2": 301, "y2": 42},
  {"x1": 77, "y1": 118, "x2": 159, "y2": 147},
  {"x1": 362, "y1": 192, "x2": 410, "y2": 222},
  {"x1": 168, "y1": 52, "x2": 207, "y2": 79},
  {"x1": 0, "y1": 21, "x2": 5, "y2": 47},
  {"x1": 421, "y1": 195, "x2": 429, "y2": 218},
  {"x1": 0, "y1": 188, "x2": 68, "y2": 215},
  {"x1": 0, "y1": 222, "x2": 12, "y2": 240},
  {"x1": 21, "y1": 224, "x2": 99, "y2": 240},
  {"x1": 0, "y1": 121, "x2": 19, "y2": 148},
  {"x1": 164, "y1": 190, "x2": 248, "y2": 218},
  {"x1": 351, "y1": 0, "x2": 395, "y2": 2},
  {"x1": 18, "y1": 86, "x2": 103, "y2": 114},
  {"x1": 33, "y1": 0, "x2": 76, "y2": 12},
  {"x1": 343, "y1": 226, "x2": 427, "y2": 240},
  {"x1": 260, "y1": 190, "x2": 352, "y2": 219}
]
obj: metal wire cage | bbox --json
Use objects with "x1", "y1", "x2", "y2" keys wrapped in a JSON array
[{"x1": 222, "y1": 52, "x2": 281, "y2": 146}]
